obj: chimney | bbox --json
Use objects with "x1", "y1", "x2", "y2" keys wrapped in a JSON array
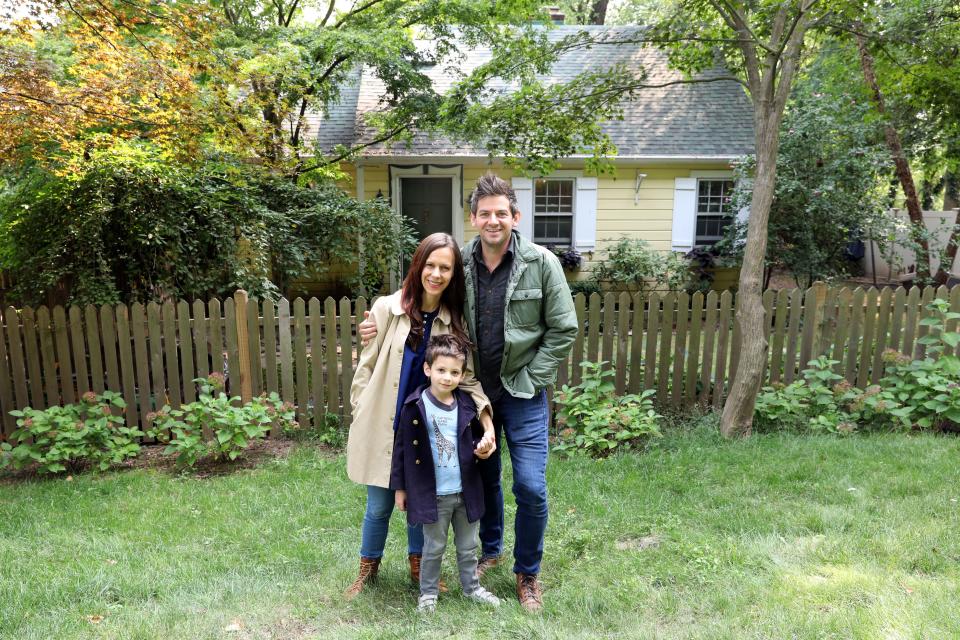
[{"x1": 545, "y1": 6, "x2": 565, "y2": 24}]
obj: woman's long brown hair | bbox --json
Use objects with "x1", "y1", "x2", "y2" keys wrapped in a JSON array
[{"x1": 400, "y1": 233, "x2": 471, "y2": 350}]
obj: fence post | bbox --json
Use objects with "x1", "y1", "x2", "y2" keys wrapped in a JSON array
[
  {"x1": 800, "y1": 282, "x2": 827, "y2": 367},
  {"x1": 234, "y1": 290, "x2": 253, "y2": 403}
]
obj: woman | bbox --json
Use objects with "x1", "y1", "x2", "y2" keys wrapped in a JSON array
[{"x1": 345, "y1": 232, "x2": 495, "y2": 598}]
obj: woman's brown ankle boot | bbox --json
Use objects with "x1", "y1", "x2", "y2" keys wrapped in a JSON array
[
  {"x1": 409, "y1": 553, "x2": 447, "y2": 592},
  {"x1": 344, "y1": 557, "x2": 380, "y2": 599}
]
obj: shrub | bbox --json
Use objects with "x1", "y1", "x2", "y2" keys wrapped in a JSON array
[
  {"x1": 590, "y1": 238, "x2": 690, "y2": 294},
  {"x1": 554, "y1": 361, "x2": 662, "y2": 456},
  {"x1": 754, "y1": 357, "x2": 866, "y2": 434},
  {"x1": 284, "y1": 411, "x2": 345, "y2": 448},
  {"x1": 0, "y1": 391, "x2": 142, "y2": 474},
  {"x1": 754, "y1": 300, "x2": 960, "y2": 433},
  {"x1": 876, "y1": 299, "x2": 960, "y2": 429},
  {"x1": 0, "y1": 146, "x2": 416, "y2": 306},
  {"x1": 725, "y1": 76, "x2": 889, "y2": 289},
  {"x1": 148, "y1": 374, "x2": 296, "y2": 467},
  {"x1": 568, "y1": 279, "x2": 602, "y2": 299}
]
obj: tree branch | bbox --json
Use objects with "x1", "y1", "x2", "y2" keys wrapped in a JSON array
[
  {"x1": 296, "y1": 124, "x2": 411, "y2": 174},
  {"x1": 89, "y1": 0, "x2": 163, "y2": 63},
  {"x1": 283, "y1": 0, "x2": 301, "y2": 27},
  {"x1": 1, "y1": 91, "x2": 175, "y2": 127},
  {"x1": 773, "y1": 0, "x2": 818, "y2": 109},
  {"x1": 712, "y1": 0, "x2": 761, "y2": 92},
  {"x1": 290, "y1": 96, "x2": 310, "y2": 149},
  {"x1": 334, "y1": 0, "x2": 389, "y2": 28},
  {"x1": 62, "y1": 0, "x2": 121, "y2": 53},
  {"x1": 319, "y1": 0, "x2": 336, "y2": 26},
  {"x1": 270, "y1": 0, "x2": 284, "y2": 26},
  {"x1": 715, "y1": 0, "x2": 777, "y2": 54}
]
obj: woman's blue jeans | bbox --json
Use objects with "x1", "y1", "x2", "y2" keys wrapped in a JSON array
[{"x1": 359, "y1": 484, "x2": 424, "y2": 558}]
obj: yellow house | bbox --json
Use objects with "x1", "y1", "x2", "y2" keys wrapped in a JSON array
[{"x1": 304, "y1": 26, "x2": 753, "y2": 296}]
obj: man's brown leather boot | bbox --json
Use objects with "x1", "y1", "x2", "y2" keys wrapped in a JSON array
[{"x1": 516, "y1": 573, "x2": 543, "y2": 612}]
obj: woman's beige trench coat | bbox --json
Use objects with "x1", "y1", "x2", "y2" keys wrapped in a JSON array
[{"x1": 346, "y1": 291, "x2": 490, "y2": 488}]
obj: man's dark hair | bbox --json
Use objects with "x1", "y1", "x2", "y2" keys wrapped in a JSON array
[
  {"x1": 468, "y1": 173, "x2": 520, "y2": 216},
  {"x1": 425, "y1": 333, "x2": 468, "y2": 367}
]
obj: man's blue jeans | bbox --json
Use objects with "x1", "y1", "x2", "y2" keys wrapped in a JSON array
[
  {"x1": 359, "y1": 485, "x2": 424, "y2": 558},
  {"x1": 477, "y1": 389, "x2": 549, "y2": 575}
]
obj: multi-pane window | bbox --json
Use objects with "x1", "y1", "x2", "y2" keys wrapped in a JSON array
[
  {"x1": 534, "y1": 178, "x2": 574, "y2": 245},
  {"x1": 695, "y1": 179, "x2": 735, "y2": 247}
]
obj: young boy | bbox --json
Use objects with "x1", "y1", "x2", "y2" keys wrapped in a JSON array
[{"x1": 390, "y1": 334, "x2": 501, "y2": 612}]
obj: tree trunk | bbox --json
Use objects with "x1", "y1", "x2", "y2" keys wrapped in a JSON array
[
  {"x1": 855, "y1": 32, "x2": 932, "y2": 282},
  {"x1": 719, "y1": 105, "x2": 781, "y2": 438},
  {"x1": 945, "y1": 165, "x2": 959, "y2": 211},
  {"x1": 588, "y1": 0, "x2": 608, "y2": 25}
]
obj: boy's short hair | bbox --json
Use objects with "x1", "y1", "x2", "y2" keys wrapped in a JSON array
[{"x1": 425, "y1": 334, "x2": 468, "y2": 367}]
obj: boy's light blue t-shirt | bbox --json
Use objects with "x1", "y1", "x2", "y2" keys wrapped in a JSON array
[{"x1": 422, "y1": 389, "x2": 461, "y2": 495}]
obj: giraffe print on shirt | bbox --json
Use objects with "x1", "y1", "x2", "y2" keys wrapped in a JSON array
[{"x1": 431, "y1": 415, "x2": 456, "y2": 467}]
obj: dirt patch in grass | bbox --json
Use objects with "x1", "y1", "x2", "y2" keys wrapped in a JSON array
[
  {"x1": 127, "y1": 438, "x2": 298, "y2": 477},
  {"x1": 616, "y1": 534, "x2": 662, "y2": 551},
  {"x1": 224, "y1": 610, "x2": 318, "y2": 640}
]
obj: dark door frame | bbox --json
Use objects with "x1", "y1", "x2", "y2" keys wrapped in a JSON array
[{"x1": 388, "y1": 164, "x2": 464, "y2": 244}]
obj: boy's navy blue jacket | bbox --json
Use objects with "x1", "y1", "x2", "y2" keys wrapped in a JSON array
[{"x1": 389, "y1": 384, "x2": 485, "y2": 525}]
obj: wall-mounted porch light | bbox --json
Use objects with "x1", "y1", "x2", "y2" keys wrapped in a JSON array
[{"x1": 634, "y1": 172, "x2": 647, "y2": 205}]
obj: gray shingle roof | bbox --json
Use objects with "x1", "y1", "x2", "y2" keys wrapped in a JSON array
[{"x1": 311, "y1": 25, "x2": 755, "y2": 159}]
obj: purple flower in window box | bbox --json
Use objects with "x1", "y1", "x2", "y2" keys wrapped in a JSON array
[{"x1": 550, "y1": 246, "x2": 583, "y2": 271}]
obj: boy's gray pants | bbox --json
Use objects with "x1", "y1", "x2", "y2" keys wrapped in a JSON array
[{"x1": 420, "y1": 492, "x2": 480, "y2": 597}]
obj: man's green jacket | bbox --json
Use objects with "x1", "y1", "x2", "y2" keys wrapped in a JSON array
[{"x1": 462, "y1": 231, "x2": 578, "y2": 399}]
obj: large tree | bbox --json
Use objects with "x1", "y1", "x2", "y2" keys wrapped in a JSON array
[
  {"x1": 0, "y1": 0, "x2": 207, "y2": 172},
  {"x1": 640, "y1": 0, "x2": 826, "y2": 437},
  {"x1": 1, "y1": 0, "x2": 642, "y2": 178}
]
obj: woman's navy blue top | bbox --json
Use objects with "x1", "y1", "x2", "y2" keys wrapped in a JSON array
[{"x1": 393, "y1": 309, "x2": 438, "y2": 430}]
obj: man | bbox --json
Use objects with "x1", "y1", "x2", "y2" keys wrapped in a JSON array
[{"x1": 360, "y1": 173, "x2": 578, "y2": 611}]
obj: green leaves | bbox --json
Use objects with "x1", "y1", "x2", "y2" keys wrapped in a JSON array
[
  {"x1": 0, "y1": 390, "x2": 141, "y2": 474},
  {"x1": 725, "y1": 59, "x2": 890, "y2": 287},
  {"x1": 0, "y1": 156, "x2": 415, "y2": 305},
  {"x1": 147, "y1": 380, "x2": 296, "y2": 467},
  {"x1": 554, "y1": 361, "x2": 662, "y2": 457},
  {"x1": 755, "y1": 300, "x2": 960, "y2": 433},
  {"x1": 589, "y1": 238, "x2": 691, "y2": 294}
]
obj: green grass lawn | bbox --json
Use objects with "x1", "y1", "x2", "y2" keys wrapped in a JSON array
[{"x1": 3, "y1": 428, "x2": 960, "y2": 639}]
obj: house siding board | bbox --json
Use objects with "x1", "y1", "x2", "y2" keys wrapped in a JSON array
[{"x1": 361, "y1": 166, "x2": 389, "y2": 200}]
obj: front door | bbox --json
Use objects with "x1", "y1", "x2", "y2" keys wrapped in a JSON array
[{"x1": 400, "y1": 177, "x2": 453, "y2": 240}]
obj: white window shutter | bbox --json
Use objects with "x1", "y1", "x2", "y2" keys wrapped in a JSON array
[
  {"x1": 735, "y1": 178, "x2": 751, "y2": 225},
  {"x1": 671, "y1": 177, "x2": 697, "y2": 252},
  {"x1": 573, "y1": 177, "x2": 597, "y2": 250},
  {"x1": 512, "y1": 177, "x2": 534, "y2": 239}
]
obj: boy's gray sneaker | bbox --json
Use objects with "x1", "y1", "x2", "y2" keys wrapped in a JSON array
[
  {"x1": 417, "y1": 594, "x2": 438, "y2": 613},
  {"x1": 465, "y1": 586, "x2": 501, "y2": 607}
]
